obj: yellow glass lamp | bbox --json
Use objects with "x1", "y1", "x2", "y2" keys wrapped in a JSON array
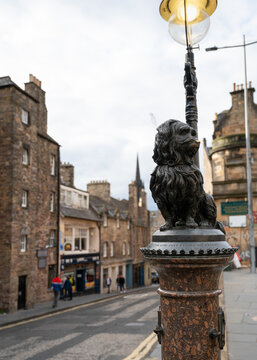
[{"x1": 160, "y1": 0, "x2": 217, "y2": 46}]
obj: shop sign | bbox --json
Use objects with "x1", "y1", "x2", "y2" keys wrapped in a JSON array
[
  {"x1": 221, "y1": 201, "x2": 248, "y2": 215},
  {"x1": 62, "y1": 254, "x2": 100, "y2": 266}
]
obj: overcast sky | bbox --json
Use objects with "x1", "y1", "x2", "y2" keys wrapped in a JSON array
[{"x1": 1, "y1": 0, "x2": 257, "y2": 209}]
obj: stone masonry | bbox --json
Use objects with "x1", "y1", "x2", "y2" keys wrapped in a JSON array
[
  {"x1": 204, "y1": 82, "x2": 257, "y2": 262},
  {"x1": 0, "y1": 75, "x2": 60, "y2": 312}
]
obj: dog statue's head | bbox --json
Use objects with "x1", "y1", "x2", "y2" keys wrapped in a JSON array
[{"x1": 152, "y1": 119, "x2": 200, "y2": 166}]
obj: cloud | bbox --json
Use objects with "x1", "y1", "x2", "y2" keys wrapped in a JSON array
[{"x1": 0, "y1": 0, "x2": 257, "y2": 209}]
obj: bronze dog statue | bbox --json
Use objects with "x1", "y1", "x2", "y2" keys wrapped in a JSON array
[{"x1": 150, "y1": 119, "x2": 224, "y2": 232}]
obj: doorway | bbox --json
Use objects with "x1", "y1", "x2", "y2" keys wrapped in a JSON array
[{"x1": 18, "y1": 276, "x2": 26, "y2": 310}]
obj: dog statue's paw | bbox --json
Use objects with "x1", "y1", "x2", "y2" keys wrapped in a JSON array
[
  {"x1": 185, "y1": 217, "x2": 198, "y2": 228},
  {"x1": 160, "y1": 222, "x2": 173, "y2": 231}
]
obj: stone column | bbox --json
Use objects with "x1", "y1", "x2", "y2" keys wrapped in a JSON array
[{"x1": 141, "y1": 228, "x2": 236, "y2": 360}]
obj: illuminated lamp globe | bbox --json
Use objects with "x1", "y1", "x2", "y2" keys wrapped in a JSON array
[{"x1": 168, "y1": 8, "x2": 210, "y2": 46}]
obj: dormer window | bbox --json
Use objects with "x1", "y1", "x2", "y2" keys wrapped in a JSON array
[{"x1": 116, "y1": 217, "x2": 120, "y2": 229}]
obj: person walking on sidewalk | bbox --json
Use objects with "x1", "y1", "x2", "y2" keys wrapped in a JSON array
[
  {"x1": 106, "y1": 276, "x2": 112, "y2": 294},
  {"x1": 51, "y1": 275, "x2": 62, "y2": 308},
  {"x1": 64, "y1": 275, "x2": 73, "y2": 300},
  {"x1": 119, "y1": 275, "x2": 125, "y2": 293}
]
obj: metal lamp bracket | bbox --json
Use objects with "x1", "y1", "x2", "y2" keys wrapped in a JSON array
[
  {"x1": 209, "y1": 307, "x2": 226, "y2": 349},
  {"x1": 154, "y1": 306, "x2": 164, "y2": 344}
]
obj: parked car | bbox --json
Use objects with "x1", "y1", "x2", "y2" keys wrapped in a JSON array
[{"x1": 151, "y1": 271, "x2": 159, "y2": 284}]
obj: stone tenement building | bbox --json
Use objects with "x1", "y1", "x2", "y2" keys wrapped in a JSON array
[
  {"x1": 204, "y1": 82, "x2": 257, "y2": 262},
  {"x1": 0, "y1": 75, "x2": 60, "y2": 312},
  {"x1": 88, "y1": 157, "x2": 151, "y2": 292},
  {"x1": 60, "y1": 163, "x2": 101, "y2": 294}
]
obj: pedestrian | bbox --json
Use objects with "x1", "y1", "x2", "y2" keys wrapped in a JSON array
[
  {"x1": 64, "y1": 275, "x2": 73, "y2": 300},
  {"x1": 116, "y1": 275, "x2": 120, "y2": 292},
  {"x1": 106, "y1": 276, "x2": 112, "y2": 294},
  {"x1": 51, "y1": 275, "x2": 62, "y2": 308},
  {"x1": 119, "y1": 275, "x2": 125, "y2": 293}
]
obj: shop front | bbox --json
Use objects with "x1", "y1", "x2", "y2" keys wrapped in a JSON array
[{"x1": 60, "y1": 253, "x2": 100, "y2": 294}]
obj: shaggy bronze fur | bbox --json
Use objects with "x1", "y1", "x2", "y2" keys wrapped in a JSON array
[{"x1": 150, "y1": 119, "x2": 223, "y2": 232}]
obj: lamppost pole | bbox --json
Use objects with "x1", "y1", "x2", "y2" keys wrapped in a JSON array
[{"x1": 206, "y1": 37, "x2": 257, "y2": 274}]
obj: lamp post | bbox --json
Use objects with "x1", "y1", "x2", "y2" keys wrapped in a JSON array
[
  {"x1": 206, "y1": 37, "x2": 257, "y2": 274},
  {"x1": 141, "y1": 1, "x2": 237, "y2": 359}
]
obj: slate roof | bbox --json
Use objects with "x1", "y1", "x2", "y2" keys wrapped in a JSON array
[
  {"x1": 90, "y1": 195, "x2": 129, "y2": 220},
  {"x1": 61, "y1": 205, "x2": 100, "y2": 222}
]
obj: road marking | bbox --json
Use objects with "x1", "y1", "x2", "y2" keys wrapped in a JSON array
[
  {"x1": 0, "y1": 297, "x2": 115, "y2": 331},
  {"x1": 123, "y1": 332, "x2": 157, "y2": 360}
]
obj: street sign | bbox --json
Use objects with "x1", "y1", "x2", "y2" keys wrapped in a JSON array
[{"x1": 221, "y1": 201, "x2": 248, "y2": 215}]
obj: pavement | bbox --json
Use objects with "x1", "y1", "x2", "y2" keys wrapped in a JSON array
[
  {"x1": 1, "y1": 269, "x2": 257, "y2": 360},
  {"x1": 144, "y1": 268, "x2": 257, "y2": 360}
]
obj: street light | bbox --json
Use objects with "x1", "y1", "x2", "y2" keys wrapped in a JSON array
[
  {"x1": 206, "y1": 37, "x2": 257, "y2": 274},
  {"x1": 160, "y1": 0, "x2": 218, "y2": 167},
  {"x1": 141, "y1": 2, "x2": 237, "y2": 359}
]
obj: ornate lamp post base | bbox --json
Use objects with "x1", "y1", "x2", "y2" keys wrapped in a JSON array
[{"x1": 142, "y1": 229, "x2": 236, "y2": 360}]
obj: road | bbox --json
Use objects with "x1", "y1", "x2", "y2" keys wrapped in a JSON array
[{"x1": 0, "y1": 287, "x2": 159, "y2": 360}]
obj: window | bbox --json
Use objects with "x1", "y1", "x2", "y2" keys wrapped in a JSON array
[
  {"x1": 103, "y1": 242, "x2": 108, "y2": 258},
  {"x1": 20, "y1": 235, "x2": 27, "y2": 252},
  {"x1": 49, "y1": 230, "x2": 56, "y2": 247},
  {"x1": 103, "y1": 214, "x2": 108, "y2": 227},
  {"x1": 50, "y1": 155, "x2": 56, "y2": 175},
  {"x1": 138, "y1": 197, "x2": 142, "y2": 207},
  {"x1": 22, "y1": 147, "x2": 29, "y2": 165},
  {"x1": 127, "y1": 220, "x2": 130, "y2": 230},
  {"x1": 127, "y1": 244, "x2": 131, "y2": 256},
  {"x1": 22, "y1": 190, "x2": 28, "y2": 208},
  {"x1": 116, "y1": 217, "x2": 120, "y2": 229},
  {"x1": 50, "y1": 193, "x2": 55, "y2": 212},
  {"x1": 122, "y1": 242, "x2": 126, "y2": 256},
  {"x1": 21, "y1": 109, "x2": 29, "y2": 125},
  {"x1": 110, "y1": 242, "x2": 114, "y2": 257},
  {"x1": 64, "y1": 227, "x2": 72, "y2": 251},
  {"x1": 74, "y1": 228, "x2": 88, "y2": 251}
]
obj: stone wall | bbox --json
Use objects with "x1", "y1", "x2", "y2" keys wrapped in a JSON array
[{"x1": 0, "y1": 76, "x2": 59, "y2": 312}]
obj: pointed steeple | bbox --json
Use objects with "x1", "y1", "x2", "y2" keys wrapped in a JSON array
[{"x1": 135, "y1": 154, "x2": 144, "y2": 201}]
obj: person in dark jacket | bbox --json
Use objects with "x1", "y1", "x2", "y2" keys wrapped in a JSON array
[
  {"x1": 64, "y1": 276, "x2": 72, "y2": 300},
  {"x1": 51, "y1": 275, "x2": 62, "y2": 308}
]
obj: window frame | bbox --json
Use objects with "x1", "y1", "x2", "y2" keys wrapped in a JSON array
[
  {"x1": 22, "y1": 146, "x2": 29, "y2": 165},
  {"x1": 20, "y1": 235, "x2": 27, "y2": 252},
  {"x1": 122, "y1": 242, "x2": 126, "y2": 256},
  {"x1": 49, "y1": 229, "x2": 56, "y2": 247},
  {"x1": 22, "y1": 190, "x2": 28, "y2": 208},
  {"x1": 103, "y1": 242, "x2": 108, "y2": 258},
  {"x1": 50, "y1": 192, "x2": 55, "y2": 212},
  {"x1": 50, "y1": 154, "x2": 56, "y2": 176},
  {"x1": 21, "y1": 109, "x2": 29, "y2": 125}
]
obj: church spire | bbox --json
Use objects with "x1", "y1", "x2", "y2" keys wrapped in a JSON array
[{"x1": 135, "y1": 154, "x2": 144, "y2": 201}]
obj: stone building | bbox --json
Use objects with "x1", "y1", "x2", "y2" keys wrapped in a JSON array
[
  {"x1": 204, "y1": 82, "x2": 257, "y2": 263},
  {"x1": 0, "y1": 75, "x2": 60, "y2": 312},
  {"x1": 60, "y1": 163, "x2": 101, "y2": 294},
  {"x1": 88, "y1": 157, "x2": 151, "y2": 293}
]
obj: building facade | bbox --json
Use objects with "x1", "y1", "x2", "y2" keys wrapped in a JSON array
[
  {"x1": 88, "y1": 157, "x2": 151, "y2": 293},
  {"x1": 204, "y1": 82, "x2": 257, "y2": 263},
  {"x1": 60, "y1": 164, "x2": 101, "y2": 294},
  {"x1": 0, "y1": 75, "x2": 60, "y2": 312}
]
